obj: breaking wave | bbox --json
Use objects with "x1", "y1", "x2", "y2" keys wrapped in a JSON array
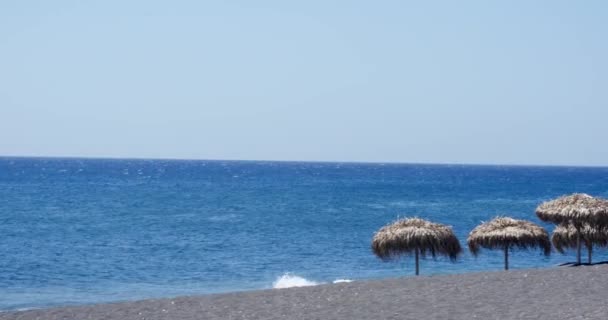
[{"x1": 272, "y1": 273, "x2": 352, "y2": 289}]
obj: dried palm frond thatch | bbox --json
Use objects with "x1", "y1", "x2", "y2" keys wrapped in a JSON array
[
  {"x1": 536, "y1": 193, "x2": 608, "y2": 226},
  {"x1": 536, "y1": 193, "x2": 608, "y2": 264},
  {"x1": 468, "y1": 217, "x2": 550, "y2": 270},
  {"x1": 371, "y1": 217, "x2": 462, "y2": 275},
  {"x1": 552, "y1": 223, "x2": 608, "y2": 264}
]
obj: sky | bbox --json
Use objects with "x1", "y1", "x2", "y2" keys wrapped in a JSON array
[{"x1": 1, "y1": 1, "x2": 607, "y2": 166}]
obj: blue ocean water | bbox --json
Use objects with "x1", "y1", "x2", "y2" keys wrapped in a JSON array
[{"x1": 1, "y1": 157, "x2": 608, "y2": 310}]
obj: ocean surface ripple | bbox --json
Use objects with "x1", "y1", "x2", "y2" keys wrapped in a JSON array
[{"x1": 1, "y1": 157, "x2": 607, "y2": 310}]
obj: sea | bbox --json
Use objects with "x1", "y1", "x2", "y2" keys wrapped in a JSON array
[{"x1": 1, "y1": 157, "x2": 608, "y2": 311}]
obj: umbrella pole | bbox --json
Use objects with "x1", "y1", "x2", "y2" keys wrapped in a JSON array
[
  {"x1": 576, "y1": 231, "x2": 581, "y2": 265},
  {"x1": 504, "y1": 245, "x2": 509, "y2": 271},
  {"x1": 415, "y1": 248, "x2": 419, "y2": 276}
]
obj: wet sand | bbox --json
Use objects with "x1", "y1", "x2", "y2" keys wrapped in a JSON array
[{"x1": 2, "y1": 265, "x2": 607, "y2": 320}]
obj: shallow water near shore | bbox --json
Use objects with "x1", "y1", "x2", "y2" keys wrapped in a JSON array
[{"x1": 1, "y1": 157, "x2": 608, "y2": 310}]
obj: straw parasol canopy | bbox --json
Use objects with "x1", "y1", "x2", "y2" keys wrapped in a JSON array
[
  {"x1": 536, "y1": 193, "x2": 608, "y2": 264},
  {"x1": 468, "y1": 217, "x2": 550, "y2": 270},
  {"x1": 536, "y1": 193, "x2": 608, "y2": 226},
  {"x1": 552, "y1": 223, "x2": 608, "y2": 264},
  {"x1": 371, "y1": 217, "x2": 462, "y2": 275}
]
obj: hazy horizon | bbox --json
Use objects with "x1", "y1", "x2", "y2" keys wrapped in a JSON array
[
  {"x1": 2, "y1": 1, "x2": 607, "y2": 166},
  {"x1": 3, "y1": 154, "x2": 608, "y2": 168}
]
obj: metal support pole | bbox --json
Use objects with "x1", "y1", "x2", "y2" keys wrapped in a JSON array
[
  {"x1": 504, "y1": 246, "x2": 509, "y2": 270},
  {"x1": 576, "y1": 231, "x2": 582, "y2": 265},
  {"x1": 415, "y1": 248, "x2": 420, "y2": 276}
]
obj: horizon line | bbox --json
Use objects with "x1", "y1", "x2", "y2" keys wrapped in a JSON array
[{"x1": 1, "y1": 154, "x2": 607, "y2": 169}]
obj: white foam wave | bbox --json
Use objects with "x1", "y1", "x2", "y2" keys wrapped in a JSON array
[
  {"x1": 272, "y1": 274, "x2": 319, "y2": 289},
  {"x1": 272, "y1": 274, "x2": 354, "y2": 289},
  {"x1": 332, "y1": 279, "x2": 353, "y2": 283}
]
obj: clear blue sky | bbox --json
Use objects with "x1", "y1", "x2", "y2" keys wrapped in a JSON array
[{"x1": 1, "y1": 1, "x2": 607, "y2": 166}]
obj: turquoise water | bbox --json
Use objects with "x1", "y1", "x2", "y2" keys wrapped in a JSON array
[{"x1": 1, "y1": 157, "x2": 607, "y2": 310}]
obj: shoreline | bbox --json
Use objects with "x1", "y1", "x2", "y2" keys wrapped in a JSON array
[{"x1": 2, "y1": 265, "x2": 607, "y2": 320}]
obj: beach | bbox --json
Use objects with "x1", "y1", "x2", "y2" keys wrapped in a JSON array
[
  {"x1": 4, "y1": 159, "x2": 608, "y2": 309},
  {"x1": 2, "y1": 265, "x2": 607, "y2": 320},
  {"x1": 3, "y1": 0, "x2": 607, "y2": 317}
]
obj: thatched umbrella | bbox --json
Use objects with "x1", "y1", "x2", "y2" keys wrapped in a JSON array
[
  {"x1": 536, "y1": 193, "x2": 608, "y2": 264},
  {"x1": 468, "y1": 217, "x2": 551, "y2": 270},
  {"x1": 552, "y1": 223, "x2": 608, "y2": 264},
  {"x1": 371, "y1": 218, "x2": 462, "y2": 276}
]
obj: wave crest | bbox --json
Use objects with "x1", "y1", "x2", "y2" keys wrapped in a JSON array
[
  {"x1": 272, "y1": 274, "x2": 319, "y2": 289},
  {"x1": 272, "y1": 274, "x2": 353, "y2": 289}
]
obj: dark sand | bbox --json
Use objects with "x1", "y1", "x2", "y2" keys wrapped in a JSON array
[{"x1": 3, "y1": 265, "x2": 607, "y2": 320}]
